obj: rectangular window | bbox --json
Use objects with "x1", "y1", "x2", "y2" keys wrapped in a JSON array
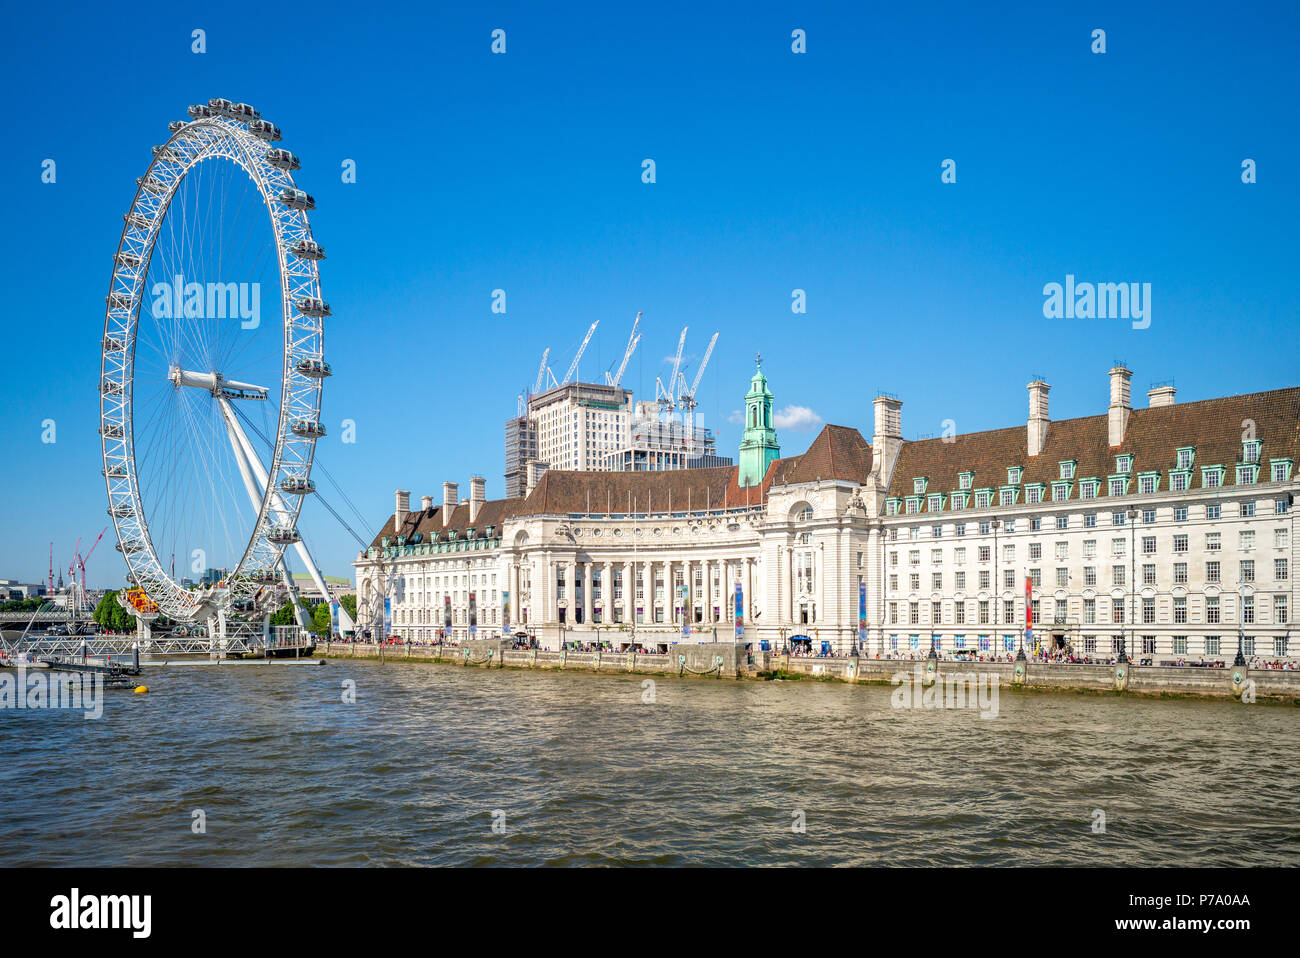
[
  {"x1": 1174, "y1": 506, "x2": 1188, "y2": 522},
  {"x1": 1085, "y1": 512, "x2": 1097, "y2": 528},
  {"x1": 1276, "y1": 558, "x2": 1289, "y2": 581},
  {"x1": 1173, "y1": 635, "x2": 1188, "y2": 655},
  {"x1": 1084, "y1": 599, "x2": 1096, "y2": 624},
  {"x1": 1173, "y1": 534, "x2": 1188, "y2": 553},
  {"x1": 1206, "y1": 504, "x2": 1221, "y2": 520},
  {"x1": 1174, "y1": 597, "x2": 1187, "y2": 624},
  {"x1": 1241, "y1": 560, "x2": 1255, "y2": 583},
  {"x1": 1206, "y1": 597, "x2": 1220, "y2": 624},
  {"x1": 1205, "y1": 636, "x2": 1220, "y2": 655},
  {"x1": 1174, "y1": 562, "x2": 1187, "y2": 584},
  {"x1": 1206, "y1": 532, "x2": 1221, "y2": 552},
  {"x1": 1277, "y1": 596, "x2": 1288, "y2": 624},
  {"x1": 1206, "y1": 560, "x2": 1220, "y2": 583},
  {"x1": 1084, "y1": 566, "x2": 1097, "y2": 587},
  {"x1": 1142, "y1": 597, "x2": 1155, "y2": 624}
]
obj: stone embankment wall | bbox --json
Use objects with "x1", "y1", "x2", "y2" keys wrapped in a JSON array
[{"x1": 317, "y1": 641, "x2": 1300, "y2": 703}]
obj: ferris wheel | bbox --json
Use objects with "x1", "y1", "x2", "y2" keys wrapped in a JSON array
[{"x1": 99, "y1": 97, "x2": 348, "y2": 637}]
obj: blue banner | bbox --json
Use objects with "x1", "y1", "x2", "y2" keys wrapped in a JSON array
[
  {"x1": 330, "y1": 600, "x2": 339, "y2": 637},
  {"x1": 734, "y1": 582, "x2": 744, "y2": 640},
  {"x1": 502, "y1": 589, "x2": 511, "y2": 638},
  {"x1": 469, "y1": 591, "x2": 478, "y2": 636},
  {"x1": 383, "y1": 596, "x2": 391, "y2": 637},
  {"x1": 680, "y1": 585, "x2": 690, "y2": 638},
  {"x1": 858, "y1": 581, "x2": 867, "y2": 648}
]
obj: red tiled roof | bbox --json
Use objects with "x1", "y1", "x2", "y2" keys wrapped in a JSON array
[{"x1": 886, "y1": 387, "x2": 1300, "y2": 506}]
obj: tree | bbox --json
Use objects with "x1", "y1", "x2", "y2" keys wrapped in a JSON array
[
  {"x1": 270, "y1": 600, "x2": 298, "y2": 626},
  {"x1": 339, "y1": 593, "x2": 357, "y2": 621},
  {"x1": 93, "y1": 590, "x2": 136, "y2": 632},
  {"x1": 311, "y1": 601, "x2": 332, "y2": 636}
]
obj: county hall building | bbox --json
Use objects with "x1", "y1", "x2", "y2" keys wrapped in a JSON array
[{"x1": 354, "y1": 363, "x2": 1298, "y2": 661}]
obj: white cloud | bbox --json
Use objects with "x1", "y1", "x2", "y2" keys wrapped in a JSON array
[
  {"x1": 726, "y1": 409, "x2": 744, "y2": 425},
  {"x1": 773, "y1": 405, "x2": 822, "y2": 431}
]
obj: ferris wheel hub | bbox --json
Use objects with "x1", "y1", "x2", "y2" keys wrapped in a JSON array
[{"x1": 167, "y1": 365, "x2": 268, "y2": 400}]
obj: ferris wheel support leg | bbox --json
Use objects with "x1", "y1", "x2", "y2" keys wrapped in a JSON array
[
  {"x1": 217, "y1": 397, "x2": 354, "y2": 633},
  {"x1": 135, "y1": 614, "x2": 151, "y2": 646}
]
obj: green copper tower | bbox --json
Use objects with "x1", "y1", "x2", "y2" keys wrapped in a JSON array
[{"x1": 737, "y1": 354, "x2": 780, "y2": 487}]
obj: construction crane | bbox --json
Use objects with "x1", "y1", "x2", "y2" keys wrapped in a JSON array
[
  {"x1": 531, "y1": 347, "x2": 550, "y2": 396},
  {"x1": 77, "y1": 526, "x2": 107, "y2": 595},
  {"x1": 606, "y1": 312, "x2": 642, "y2": 389},
  {"x1": 561, "y1": 321, "x2": 599, "y2": 386},
  {"x1": 655, "y1": 326, "x2": 688, "y2": 422},
  {"x1": 677, "y1": 332, "x2": 718, "y2": 455}
]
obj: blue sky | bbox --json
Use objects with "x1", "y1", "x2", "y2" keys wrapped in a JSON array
[{"x1": 2, "y1": 1, "x2": 1298, "y2": 587}]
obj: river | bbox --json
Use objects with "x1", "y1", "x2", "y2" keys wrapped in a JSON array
[{"x1": 2, "y1": 661, "x2": 1296, "y2": 866}]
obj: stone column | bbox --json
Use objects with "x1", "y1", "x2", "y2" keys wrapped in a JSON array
[
  {"x1": 604, "y1": 561, "x2": 613, "y2": 625},
  {"x1": 564, "y1": 560, "x2": 576, "y2": 626},
  {"x1": 624, "y1": 560, "x2": 635, "y2": 625},
  {"x1": 583, "y1": 560, "x2": 594, "y2": 628}
]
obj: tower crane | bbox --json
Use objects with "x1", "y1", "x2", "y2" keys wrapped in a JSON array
[
  {"x1": 678, "y1": 332, "x2": 718, "y2": 456},
  {"x1": 532, "y1": 347, "x2": 550, "y2": 396},
  {"x1": 561, "y1": 321, "x2": 599, "y2": 386},
  {"x1": 606, "y1": 312, "x2": 642, "y2": 389},
  {"x1": 655, "y1": 326, "x2": 688, "y2": 423}
]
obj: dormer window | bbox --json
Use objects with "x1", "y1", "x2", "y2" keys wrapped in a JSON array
[
  {"x1": 958, "y1": 472, "x2": 973, "y2": 491},
  {"x1": 1138, "y1": 472, "x2": 1159, "y2": 495},
  {"x1": 1243, "y1": 440, "x2": 1261, "y2": 463},
  {"x1": 913, "y1": 477, "x2": 928, "y2": 495},
  {"x1": 1176, "y1": 447, "x2": 1195, "y2": 470},
  {"x1": 1007, "y1": 466, "x2": 1022, "y2": 484},
  {"x1": 1236, "y1": 464, "x2": 1259, "y2": 485},
  {"x1": 927, "y1": 494, "x2": 944, "y2": 512},
  {"x1": 1026, "y1": 484, "x2": 1045, "y2": 505},
  {"x1": 1271, "y1": 459, "x2": 1294, "y2": 483},
  {"x1": 1059, "y1": 460, "x2": 1076, "y2": 480},
  {"x1": 1116, "y1": 455, "x2": 1133, "y2": 474}
]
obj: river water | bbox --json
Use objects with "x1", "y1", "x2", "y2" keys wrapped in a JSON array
[{"x1": 1, "y1": 661, "x2": 1297, "y2": 866}]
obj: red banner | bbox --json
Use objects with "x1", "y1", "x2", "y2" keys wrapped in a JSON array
[{"x1": 1025, "y1": 576, "x2": 1033, "y2": 628}]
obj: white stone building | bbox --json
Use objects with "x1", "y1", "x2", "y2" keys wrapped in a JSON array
[{"x1": 357, "y1": 364, "x2": 1298, "y2": 661}]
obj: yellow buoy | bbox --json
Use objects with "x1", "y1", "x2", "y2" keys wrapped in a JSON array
[{"x1": 133, "y1": 685, "x2": 149, "y2": 694}]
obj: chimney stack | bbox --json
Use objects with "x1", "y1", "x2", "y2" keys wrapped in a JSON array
[
  {"x1": 871, "y1": 396, "x2": 903, "y2": 488},
  {"x1": 1027, "y1": 381, "x2": 1050, "y2": 458},
  {"x1": 394, "y1": 489, "x2": 410, "y2": 532},
  {"x1": 469, "y1": 476, "x2": 486, "y2": 522},
  {"x1": 442, "y1": 481, "x2": 458, "y2": 527},
  {"x1": 421, "y1": 495, "x2": 433, "y2": 511},
  {"x1": 1148, "y1": 384, "x2": 1176, "y2": 408},
  {"x1": 1108, "y1": 366, "x2": 1132, "y2": 447}
]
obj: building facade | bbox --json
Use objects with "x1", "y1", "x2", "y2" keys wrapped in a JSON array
[{"x1": 359, "y1": 364, "x2": 1298, "y2": 661}]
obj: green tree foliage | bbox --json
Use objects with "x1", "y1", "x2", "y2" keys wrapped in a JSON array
[
  {"x1": 310, "y1": 601, "x2": 332, "y2": 636},
  {"x1": 339, "y1": 593, "x2": 357, "y2": 620},
  {"x1": 92, "y1": 591, "x2": 137, "y2": 632}
]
